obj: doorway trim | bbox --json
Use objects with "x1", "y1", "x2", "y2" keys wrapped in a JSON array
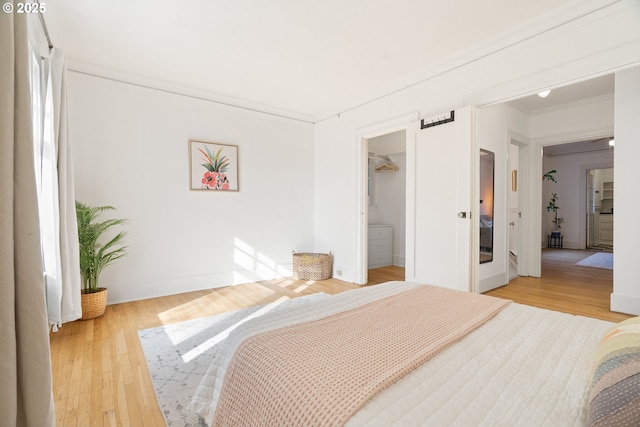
[
  {"x1": 585, "y1": 165, "x2": 615, "y2": 248},
  {"x1": 506, "y1": 131, "x2": 531, "y2": 279},
  {"x1": 529, "y1": 128, "x2": 613, "y2": 270},
  {"x1": 355, "y1": 112, "x2": 419, "y2": 285}
]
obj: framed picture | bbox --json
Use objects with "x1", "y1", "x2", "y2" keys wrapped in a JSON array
[{"x1": 189, "y1": 140, "x2": 239, "y2": 191}]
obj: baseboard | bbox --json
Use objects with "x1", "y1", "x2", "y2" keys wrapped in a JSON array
[
  {"x1": 479, "y1": 272, "x2": 508, "y2": 293},
  {"x1": 107, "y1": 263, "x2": 294, "y2": 304},
  {"x1": 393, "y1": 255, "x2": 406, "y2": 267},
  {"x1": 563, "y1": 241, "x2": 582, "y2": 250},
  {"x1": 611, "y1": 293, "x2": 640, "y2": 316}
]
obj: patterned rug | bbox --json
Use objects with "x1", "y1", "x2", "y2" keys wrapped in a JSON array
[
  {"x1": 575, "y1": 252, "x2": 613, "y2": 270},
  {"x1": 138, "y1": 292, "x2": 329, "y2": 427}
]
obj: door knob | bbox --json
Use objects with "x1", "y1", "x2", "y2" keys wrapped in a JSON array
[{"x1": 458, "y1": 212, "x2": 467, "y2": 218}]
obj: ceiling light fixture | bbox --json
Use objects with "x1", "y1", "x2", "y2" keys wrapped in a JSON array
[
  {"x1": 608, "y1": 138, "x2": 615, "y2": 147},
  {"x1": 537, "y1": 90, "x2": 551, "y2": 98}
]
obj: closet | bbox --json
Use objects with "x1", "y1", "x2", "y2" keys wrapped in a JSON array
[{"x1": 366, "y1": 130, "x2": 406, "y2": 269}]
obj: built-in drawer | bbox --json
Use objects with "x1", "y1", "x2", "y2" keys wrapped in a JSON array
[
  {"x1": 368, "y1": 224, "x2": 393, "y2": 268},
  {"x1": 368, "y1": 238, "x2": 392, "y2": 254},
  {"x1": 597, "y1": 214, "x2": 613, "y2": 243},
  {"x1": 599, "y1": 215, "x2": 613, "y2": 223},
  {"x1": 601, "y1": 230, "x2": 613, "y2": 241},
  {"x1": 369, "y1": 225, "x2": 392, "y2": 240},
  {"x1": 368, "y1": 251, "x2": 392, "y2": 268},
  {"x1": 600, "y1": 223, "x2": 613, "y2": 231}
]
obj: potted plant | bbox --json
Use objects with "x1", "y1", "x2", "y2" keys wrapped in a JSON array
[
  {"x1": 543, "y1": 170, "x2": 564, "y2": 236},
  {"x1": 76, "y1": 201, "x2": 128, "y2": 320},
  {"x1": 546, "y1": 192, "x2": 565, "y2": 233}
]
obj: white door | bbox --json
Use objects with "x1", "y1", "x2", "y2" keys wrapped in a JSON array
[{"x1": 406, "y1": 108, "x2": 472, "y2": 291}]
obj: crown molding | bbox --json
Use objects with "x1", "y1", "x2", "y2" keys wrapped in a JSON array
[{"x1": 65, "y1": 60, "x2": 316, "y2": 124}]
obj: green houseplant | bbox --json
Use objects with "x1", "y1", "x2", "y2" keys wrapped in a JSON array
[
  {"x1": 543, "y1": 170, "x2": 564, "y2": 233},
  {"x1": 76, "y1": 201, "x2": 128, "y2": 319},
  {"x1": 546, "y1": 192, "x2": 565, "y2": 231}
]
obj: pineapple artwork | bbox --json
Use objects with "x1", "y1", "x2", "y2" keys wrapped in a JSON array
[
  {"x1": 199, "y1": 146, "x2": 230, "y2": 190},
  {"x1": 189, "y1": 140, "x2": 239, "y2": 191}
]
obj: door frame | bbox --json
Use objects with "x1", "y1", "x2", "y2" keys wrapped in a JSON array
[
  {"x1": 355, "y1": 112, "x2": 419, "y2": 285},
  {"x1": 356, "y1": 109, "x2": 479, "y2": 292},
  {"x1": 585, "y1": 165, "x2": 615, "y2": 248},
  {"x1": 507, "y1": 132, "x2": 531, "y2": 278},
  {"x1": 537, "y1": 132, "x2": 613, "y2": 253}
]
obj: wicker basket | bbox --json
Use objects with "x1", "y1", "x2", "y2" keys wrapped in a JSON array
[
  {"x1": 292, "y1": 251, "x2": 332, "y2": 280},
  {"x1": 80, "y1": 287, "x2": 108, "y2": 320}
]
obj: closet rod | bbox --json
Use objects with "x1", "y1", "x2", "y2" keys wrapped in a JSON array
[{"x1": 36, "y1": 1, "x2": 54, "y2": 50}]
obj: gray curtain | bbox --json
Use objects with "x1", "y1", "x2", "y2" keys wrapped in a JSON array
[{"x1": 0, "y1": 5, "x2": 56, "y2": 427}]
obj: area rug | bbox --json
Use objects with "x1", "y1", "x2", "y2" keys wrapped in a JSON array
[
  {"x1": 138, "y1": 292, "x2": 329, "y2": 427},
  {"x1": 575, "y1": 252, "x2": 613, "y2": 270}
]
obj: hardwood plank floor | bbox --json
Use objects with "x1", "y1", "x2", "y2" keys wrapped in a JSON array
[
  {"x1": 485, "y1": 248, "x2": 630, "y2": 323},
  {"x1": 50, "y1": 277, "x2": 362, "y2": 427},
  {"x1": 50, "y1": 257, "x2": 627, "y2": 426}
]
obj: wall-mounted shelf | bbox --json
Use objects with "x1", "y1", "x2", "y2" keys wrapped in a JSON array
[{"x1": 602, "y1": 181, "x2": 614, "y2": 200}]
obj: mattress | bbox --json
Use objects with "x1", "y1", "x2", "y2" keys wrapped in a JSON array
[{"x1": 189, "y1": 281, "x2": 613, "y2": 426}]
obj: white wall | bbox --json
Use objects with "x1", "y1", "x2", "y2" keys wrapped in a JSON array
[
  {"x1": 612, "y1": 66, "x2": 640, "y2": 315},
  {"x1": 313, "y1": 0, "x2": 640, "y2": 289},
  {"x1": 542, "y1": 150, "x2": 613, "y2": 248},
  {"x1": 69, "y1": 72, "x2": 314, "y2": 303}
]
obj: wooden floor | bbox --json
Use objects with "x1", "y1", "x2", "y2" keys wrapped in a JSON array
[
  {"x1": 49, "y1": 253, "x2": 627, "y2": 426},
  {"x1": 50, "y1": 276, "x2": 371, "y2": 427},
  {"x1": 485, "y1": 249, "x2": 630, "y2": 323}
]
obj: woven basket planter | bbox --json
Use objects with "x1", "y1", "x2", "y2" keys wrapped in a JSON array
[
  {"x1": 80, "y1": 287, "x2": 108, "y2": 320},
  {"x1": 292, "y1": 251, "x2": 332, "y2": 280}
]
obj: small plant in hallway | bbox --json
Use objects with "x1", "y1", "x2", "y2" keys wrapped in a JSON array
[
  {"x1": 546, "y1": 192, "x2": 564, "y2": 230},
  {"x1": 543, "y1": 170, "x2": 564, "y2": 231},
  {"x1": 542, "y1": 169, "x2": 557, "y2": 183}
]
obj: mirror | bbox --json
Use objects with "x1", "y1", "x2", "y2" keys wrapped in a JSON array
[{"x1": 480, "y1": 149, "x2": 494, "y2": 264}]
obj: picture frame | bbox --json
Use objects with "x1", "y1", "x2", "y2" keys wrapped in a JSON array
[{"x1": 189, "y1": 140, "x2": 239, "y2": 191}]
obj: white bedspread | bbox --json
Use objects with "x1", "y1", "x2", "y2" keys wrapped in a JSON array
[
  {"x1": 189, "y1": 282, "x2": 612, "y2": 426},
  {"x1": 349, "y1": 302, "x2": 612, "y2": 426}
]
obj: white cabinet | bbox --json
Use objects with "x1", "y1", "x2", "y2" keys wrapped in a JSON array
[
  {"x1": 368, "y1": 224, "x2": 392, "y2": 268},
  {"x1": 599, "y1": 214, "x2": 613, "y2": 244}
]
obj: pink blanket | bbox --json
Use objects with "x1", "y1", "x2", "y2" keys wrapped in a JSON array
[{"x1": 212, "y1": 285, "x2": 510, "y2": 427}]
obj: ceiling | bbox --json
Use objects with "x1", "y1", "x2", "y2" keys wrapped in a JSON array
[
  {"x1": 506, "y1": 74, "x2": 615, "y2": 116},
  {"x1": 508, "y1": 74, "x2": 615, "y2": 156},
  {"x1": 42, "y1": 0, "x2": 579, "y2": 122},
  {"x1": 543, "y1": 137, "x2": 614, "y2": 156}
]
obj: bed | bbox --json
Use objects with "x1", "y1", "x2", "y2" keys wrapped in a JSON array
[
  {"x1": 479, "y1": 215, "x2": 493, "y2": 252},
  {"x1": 187, "y1": 281, "x2": 640, "y2": 427}
]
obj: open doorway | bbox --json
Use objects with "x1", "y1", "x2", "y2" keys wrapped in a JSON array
[
  {"x1": 542, "y1": 139, "x2": 614, "y2": 251},
  {"x1": 481, "y1": 74, "x2": 617, "y2": 317},
  {"x1": 365, "y1": 131, "x2": 407, "y2": 282},
  {"x1": 587, "y1": 167, "x2": 614, "y2": 251}
]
